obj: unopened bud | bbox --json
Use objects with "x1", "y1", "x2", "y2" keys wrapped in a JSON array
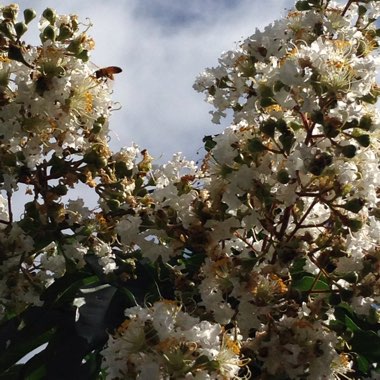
[
  {"x1": 23, "y1": 9, "x2": 36, "y2": 24},
  {"x1": 14, "y1": 22, "x2": 27, "y2": 39},
  {"x1": 42, "y1": 25, "x2": 56, "y2": 41},
  {"x1": 42, "y1": 8, "x2": 56, "y2": 25}
]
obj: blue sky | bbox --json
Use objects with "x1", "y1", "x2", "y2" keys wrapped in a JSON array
[{"x1": 16, "y1": 0, "x2": 294, "y2": 163}]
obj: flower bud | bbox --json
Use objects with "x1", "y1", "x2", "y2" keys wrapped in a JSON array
[
  {"x1": 354, "y1": 134, "x2": 370, "y2": 147},
  {"x1": 307, "y1": 152, "x2": 333, "y2": 176},
  {"x1": 0, "y1": 20, "x2": 14, "y2": 39},
  {"x1": 277, "y1": 169, "x2": 290, "y2": 184},
  {"x1": 341, "y1": 145, "x2": 357, "y2": 158},
  {"x1": 342, "y1": 198, "x2": 365, "y2": 214},
  {"x1": 115, "y1": 161, "x2": 130, "y2": 178},
  {"x1": 295, "y1": 1, "x2": 312, "y2": 11},
  {"x1": 42, "y1": 25, "x2": 56, "y2": 41},
  {"x1": 76, "y1": 49, "x2": 89, "y2": 62},
  {"x1": 23, "y1": 9, "x2": 36, "y2": 24},
  {"x1": 107, "y1": 199, "x2": 121, "y2": 211},
  {"x1": 52, "y1": 184, "x2": 68, "y2": 196},
  {"x1": 358, "y1": 115, "x2": 372, "y2": 131},
  {"x1": 345, "y1": 218, "x2": 363, "y2": 232},
  {"x1": 42, "y1": 8, "x2": 57, "y2": 25},
  {"x1": 279, "y1": 133, "x2": 295, "y2": 155},
  {"x1": 14, "y1": 22, "x2": 27, "y2": 39},
  {"x1": 260, "y1": 119, "x2": 276, "y2": 138},
  {"x1": 67, "y1": 36, "x2": 83, "y2": 54}
]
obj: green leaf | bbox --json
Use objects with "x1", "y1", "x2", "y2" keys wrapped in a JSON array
[
  {"x1": 351, "y1": 330, "x2": 380, "y2": 362},
  {"x1": 75, "y1": 284, "x2": 117, "y2": 346},
  {"x1": 356, "y1": 354, "x2": 370, "y2": 374},
  {"x1": 0, "y1": 325, "x2": 55, "y2": 373},
  {"x1": 292, "y1": 275, "x2": 329, "y2": 292},
  {"x1": 41, "y1": 272, "x2": 99, "y2": 306},
  {"x1": 344, "y1": 314, "x2": 361, "y2": 333}
]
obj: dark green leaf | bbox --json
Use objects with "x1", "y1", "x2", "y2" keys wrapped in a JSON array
[
  {"x1": 292, "y1": 275, "x2": 329, "y2": 292},
  {"x1": 351, "y1": 330, "x2": 380, "y2": 362}
]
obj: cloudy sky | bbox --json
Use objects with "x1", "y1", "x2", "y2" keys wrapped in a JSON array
[{"x1": 16, "y1": 0, "x2": 294, "y2": 164}]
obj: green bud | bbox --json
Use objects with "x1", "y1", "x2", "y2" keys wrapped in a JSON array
[
  {"x1": 359, "y1": 115, "x2": 372, "y2": 131},
  {"x1": 323, "y1": 122, "x2": 339, "y2": 138},
  {"x1": 260, "y1": 97, "x2": 277, "y2": 107},
  {"x1": 360, "y1": 92, "x2": 378, "y2": 104},
  {"x1": 260, "y1": 119, "x2": 276, "y2": 138},
  {"x1": 67, "y1": 37, "x2": 83, "y2": 54},
  {"x1": 295, "y1": 1, "x2": 312, "y2": 11},
  {"x1": 0, "y1": 20, "x2": 14, "y2": 39},
  {"x1": 203, "y1": 135, "x2": 217, "y2": 152},
  {"x1": 208, "y1": 85, "x2": 216, "y2": 96},
  {"x1": 76, "y1": 49, "x2": 89, "y2": 62},
  {"x1": 107, "y1": 199, "x2": 121, "y2": 211},
  {"x1": 115, "y1": 161, "x2": 130, "y2": 178},
  {"x1": 289, "y1": 121, "x2": 302, "y2": 131},
  {"x1": 52, "y1": 184, "x2": 68, "y2": 196},
  {"x1": 342, "y1": 272, "x2": 359, "y2": 284},
  {"x1": 276, "y1": 118, "x2": 288, "y2": 134},
  {"x1": 329, "y1": 293, "x2": 341, "y2": 306},
  {"x1": 14, "y1": 22, "x2": 27, "y2": 39},
  {"x1": 345, "y1": 218, "x2": 363, "y2": 232},
  {"x1": 248, "y1": 138, "x2": 266, "y2": 153},
  {"x1": 308, "y1": 152, "x2": 333, "y2": 176},
  {"x1": 91, "y1": 122, "x2": 103, "y2": 134},
  {"x1": 354, "y1": 134, "x2": 370, "y2": 147},
  {"x1": 42, "y1": 8, "x2": 57, "y2": 24},
  {"x1": 16, "y1": 151, "x2": 26, "y2": 161},
  {"x1": 342, "y1": 198, "x2": 365, "y2": 214},
  {"x1": 340, "y1": 289, "x2": 353, "y2": 302},
  {"x1": 83, "y1": 150, "x2": 108, "y2": 169},
  {"x1": 341, "y1": 144, "x2": 357, "y2": 158},
  {"x1": 311, "y1": 110, "x2": 324, "y2": 124},
  {"x1": 273, "y1": 80, "x2": 284, "y2": 92},
  {"x1": 42, "y1": 25, "x2": 56, "y2": 41},
  {"x1": 259, "y1": 84, "x2": 274, "y2": 98},
  {"x1": 0, "y1": 70, "x2": 9, "y2": 87},
  {"x1": 23, "y1": 9, "x2": 36, "y2": 24},
  {"x1": 279, "y1": 133, "x2": 295, "y2": 155},
  {"x1": 277, "y1": 169, "x2": 290, "y2": 184},
  {"x1": 358, "y1": 4, "x2": 367, "y2": 17}
]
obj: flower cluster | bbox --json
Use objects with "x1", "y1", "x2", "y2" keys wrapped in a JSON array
[{"x1": 101, "y1": 300, "x2": 244, "y2": 379}]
